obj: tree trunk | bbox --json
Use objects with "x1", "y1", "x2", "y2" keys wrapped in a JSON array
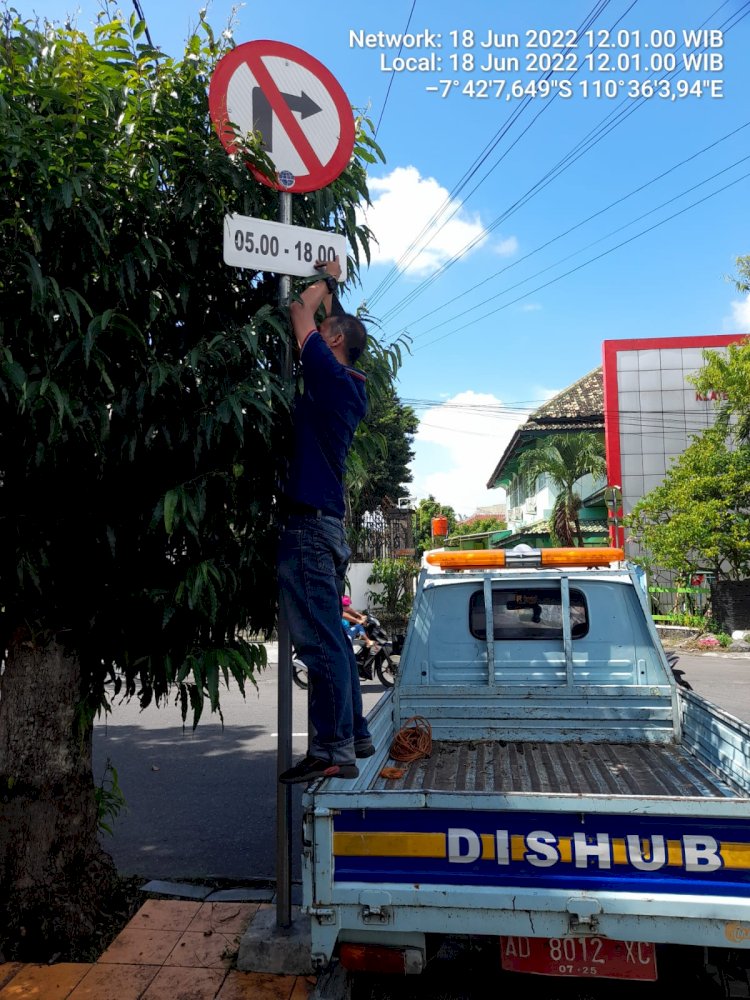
[
  {"x1": 574, "y1": 516, "x2": 585, "y2": 548},
  {"x1": 552, "y1": 494, "x2": 574, "y2": 547},
  {"x1": 0, "y1": 637, "x2": 116, "y2": 961}
]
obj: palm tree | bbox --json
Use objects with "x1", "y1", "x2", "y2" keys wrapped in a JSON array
[{"x1": 517, "y1": 433, "x2": 607, "y2": 547}]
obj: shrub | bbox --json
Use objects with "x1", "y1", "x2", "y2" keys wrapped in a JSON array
[{"x1": 367, "y1": 558, "x2": 417, "y2": 620}]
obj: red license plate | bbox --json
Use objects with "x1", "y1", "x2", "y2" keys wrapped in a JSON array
[{"x1": 500, "y1": 935, "x2": 657, "y2": 980}]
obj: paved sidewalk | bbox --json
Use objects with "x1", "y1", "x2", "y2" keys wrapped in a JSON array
[{"x1": 0, "y1": 901, "x2": 314, "y2": 999}]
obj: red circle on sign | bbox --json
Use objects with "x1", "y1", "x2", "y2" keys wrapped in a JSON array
[{"x1": 209, "y1": 40, "x2": 356, "y2": 194}]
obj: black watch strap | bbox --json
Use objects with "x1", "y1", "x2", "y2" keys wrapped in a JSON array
[{"x1": 323, "y1": 274, "x2": 337, "y2": 294}]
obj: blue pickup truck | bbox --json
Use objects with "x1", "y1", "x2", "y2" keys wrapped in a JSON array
[{"x1": 302, "y1": 547, "x2": 750, "y2": 992}]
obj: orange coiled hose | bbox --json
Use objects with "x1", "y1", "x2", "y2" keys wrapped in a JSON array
[{"x1": 388, "y1": 715, "x2": 432, "y2": 763}]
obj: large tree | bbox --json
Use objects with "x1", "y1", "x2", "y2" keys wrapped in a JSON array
[
  {"x1": 517, "y1": 433, "x2": 606, "y2": 546},
  {"x1": 414, "y1": 495, "x2": 457, "y2": 553},
  {"x1": 347, "y1": 383, "x2": 418, "y2": 529},
  {"x1": 451, "y1": 516, "x2": 507, "y2": 537},
  {"x1": 0, "y1": 10, "x2": 393, "y2": 958}
]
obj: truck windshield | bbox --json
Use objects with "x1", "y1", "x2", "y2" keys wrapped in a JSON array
[{"x1": 469, "y1": 586, "x2": 588, "y2": 641}]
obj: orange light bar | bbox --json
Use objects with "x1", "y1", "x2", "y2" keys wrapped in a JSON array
[
  {"x1": 426, "y1": 550, "x2": 507, "y2": 569},
  {"x1": 540, "y1": 547, "x2": 624, "y2": 566},
  {"x1": 426, "y1": 547, "x2": 624, "y2": 570}
]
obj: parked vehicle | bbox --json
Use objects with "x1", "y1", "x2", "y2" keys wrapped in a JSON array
[
  {"x1": 302, "y1": 546, "x2": 750, "y2": 996},
  {"x1": 292, "y1": 613, "x2": 398, "y2": 690}
]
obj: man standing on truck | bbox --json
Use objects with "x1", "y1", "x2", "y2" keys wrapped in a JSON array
[{"x1": 277, "y1": 256, "x2": 374, "y2": 784}]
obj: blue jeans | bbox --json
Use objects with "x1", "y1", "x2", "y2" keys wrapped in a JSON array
[{"x1": 278, "y1": 514, "x2": 371, "y2": 765}]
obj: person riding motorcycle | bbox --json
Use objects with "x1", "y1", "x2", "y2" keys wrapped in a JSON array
[
  {"x1": 292, "y1": 598, "x2": 396, "y2": 689},
  {"x1": 341, "y1": 595, "x2": 380, "y2": 653}
]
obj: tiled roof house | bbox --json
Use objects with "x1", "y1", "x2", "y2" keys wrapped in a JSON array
[{"x1": 485, "y1": 367, "x2": 608, "y2": 548}]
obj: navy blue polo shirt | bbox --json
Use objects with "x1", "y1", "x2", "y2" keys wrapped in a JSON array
[{"x1": 284, "y1": 330, "x2": 367, "y2": 519}]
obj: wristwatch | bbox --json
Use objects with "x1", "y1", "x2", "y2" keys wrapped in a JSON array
[{"x1": 322, "y1": 274, "x2": 338, "y2": 294}]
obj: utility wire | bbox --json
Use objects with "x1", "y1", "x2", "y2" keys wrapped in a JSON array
[
  {"x1": 418, "y1": 409, "x2": 739, "y2": 436},
  {"x1": 407, "y1": 138, "x2": 750, "y2": 340},
  {"x1": 367, "y1": 0, "x2": 612, "y2": 306},
  {"x1": 365, "y1": 0, "x2": 616, "y2": 307},
  {"x1": 131, "y1": 0, "x2": 156, "y2": 49},
  {"x1": 380, "y1": 0, "x2": 749, "y2": 326},
  {"x1": 375, "y1": 0, "x2": 641, "y2": 316},
  {"x1": 412, "y1": 166, "x2": 750, "y2": 352},
  {"x1": 376, "y1": 0, "x2": 748, "y2": 325},
  {"x1": 416, "y1": 409, "x2": 738, "y2": 430},
  {"x1": 375, "y1": 0, "x2": 417, "y2": 138},
  {"x1": 398, "y1": 119, "x2": 750, "y2": 338},
  {"x1": 402, "y1": 397, "x2": 737, "y2": 437}
]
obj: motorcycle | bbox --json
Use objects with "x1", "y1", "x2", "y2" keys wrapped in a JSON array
[{"x1": 292, "y1": 613, "x2": 400, "y2": 690}]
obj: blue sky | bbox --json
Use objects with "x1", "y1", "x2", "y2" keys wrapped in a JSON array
[{"x1": 32, "y1": 0, "x2": 750, "y2": 515}]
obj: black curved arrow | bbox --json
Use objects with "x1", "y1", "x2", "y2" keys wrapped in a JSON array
[{"x1": 252, "y1": 87, "x2": 322, "y2": 153}]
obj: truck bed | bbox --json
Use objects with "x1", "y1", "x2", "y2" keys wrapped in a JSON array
[{"x1": 369, "y1": 739, "x2": 744, "y2": 798}]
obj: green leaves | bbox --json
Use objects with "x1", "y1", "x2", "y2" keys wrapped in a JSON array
[
  {"x1": 633, "y1": 335, "x2": 750, "y2": 580},
  {"x1": 690, "y1": 337, "x2": 750, "y2": 445},
  {"x1": 627, "y1": 428, "x2": 750, "y2": 581},
  {"x1": 367, "y1": 558, "x2": 417, "y2": 619},
  {"x1": 163, "y1": 489, "x2": 179, "y2": 535},
  {"x1": 517, "y1": 433, "x2": 606, "y2": 546},
  {"x1": 0, "y1": 7, "x2": 393, "y2": 729}
]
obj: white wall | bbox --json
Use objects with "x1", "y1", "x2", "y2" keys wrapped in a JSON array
[{"x1": 347, "y1": 562, "x2": 378, "y2": 611}]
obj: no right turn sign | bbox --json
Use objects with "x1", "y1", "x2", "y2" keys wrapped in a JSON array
[{"x1": 209, "y1": 40, "x2": 356, "y2": 194}]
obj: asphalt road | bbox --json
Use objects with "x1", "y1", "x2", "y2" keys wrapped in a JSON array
[
  {"x1": 92, "y1": 644, "x2": 386, "y2": 882},
  {"x1": 668, "y1": 650, "x2": 750, "y2": 722}
]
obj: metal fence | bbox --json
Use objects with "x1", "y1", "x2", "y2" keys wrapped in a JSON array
[{"x1": 350, "y1": 507, "x2": 413, "y2": 563}]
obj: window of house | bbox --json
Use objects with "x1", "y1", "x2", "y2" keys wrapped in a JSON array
[{"x1": 469, "y1": 586, "x2": 589, "y2": 640}]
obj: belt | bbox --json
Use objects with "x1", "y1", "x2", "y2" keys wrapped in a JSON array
[{"x1": 281, "y1": 498, "x2": 342, "y2": 520}]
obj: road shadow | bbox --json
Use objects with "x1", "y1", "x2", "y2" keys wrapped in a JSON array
[
  {"x1": 665, "y1": 650, "x2": 693, "y2": 691},
  {"x1": 94, "y1": 723, "x2": 305, "y2": 883}
]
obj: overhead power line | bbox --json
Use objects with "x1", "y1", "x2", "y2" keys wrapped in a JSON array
[
  {"x1": 375, "y1": 0, "x2": 749, "y2": 326},
  {"x1": 403, "y1": 119, "x2": 750, "y2": 338},
  {"x1": 374, "y1": 0, "x2": 642, "y2": 317},
  {"x1": 365, "y1": 0, "x2": 617, "y2": 308},
  {"x1": 403, "y1": 396, "x2": 740, "y2": 434},
  {"x1": 407, "y1": 136, "x2": 750, "y2": 341},
  {"x1": 375, "y1": 0, "x2": 417, "y2": 138},
  {"x1": 412, "y1": 165, "x2": 750, "y2": 353},
  {"x1": 131, "y1": 0, "x2": 156, "y2": 49},
  {"x1": 418, "y1": 411, "x2": 741, "y2": 440}
]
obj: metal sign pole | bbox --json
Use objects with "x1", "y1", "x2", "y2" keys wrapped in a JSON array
[
  {"x1": 276, "y1": 190, "x2": 293, "y2": 929},
  {"x1": 210, "y1": 34, "x2": 356, "y2": 946}
]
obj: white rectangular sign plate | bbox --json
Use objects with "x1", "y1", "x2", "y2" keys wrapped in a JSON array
[{"x1": 223, "y1": 214, "x2": 348, "y2": 280}]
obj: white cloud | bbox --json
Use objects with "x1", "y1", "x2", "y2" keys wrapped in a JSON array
[
  {"x1": 532, "y1": 385, "x2": 562, "y2": 402},
  {"x1": 724, "y1": 294, "x2": 750, "y2": 331},
  {"x1": 359, "y1": 166, "x2": 502, "y2": 277},
  {"x1": 409, "y1": 391, "x2": 529, "y2": 518},
  {"x1": 520, "y1": 302, "x2": 542, "y2": 312},
  {"x1": 493, "y1": 235, "x2": 519, "y2": 257}
]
